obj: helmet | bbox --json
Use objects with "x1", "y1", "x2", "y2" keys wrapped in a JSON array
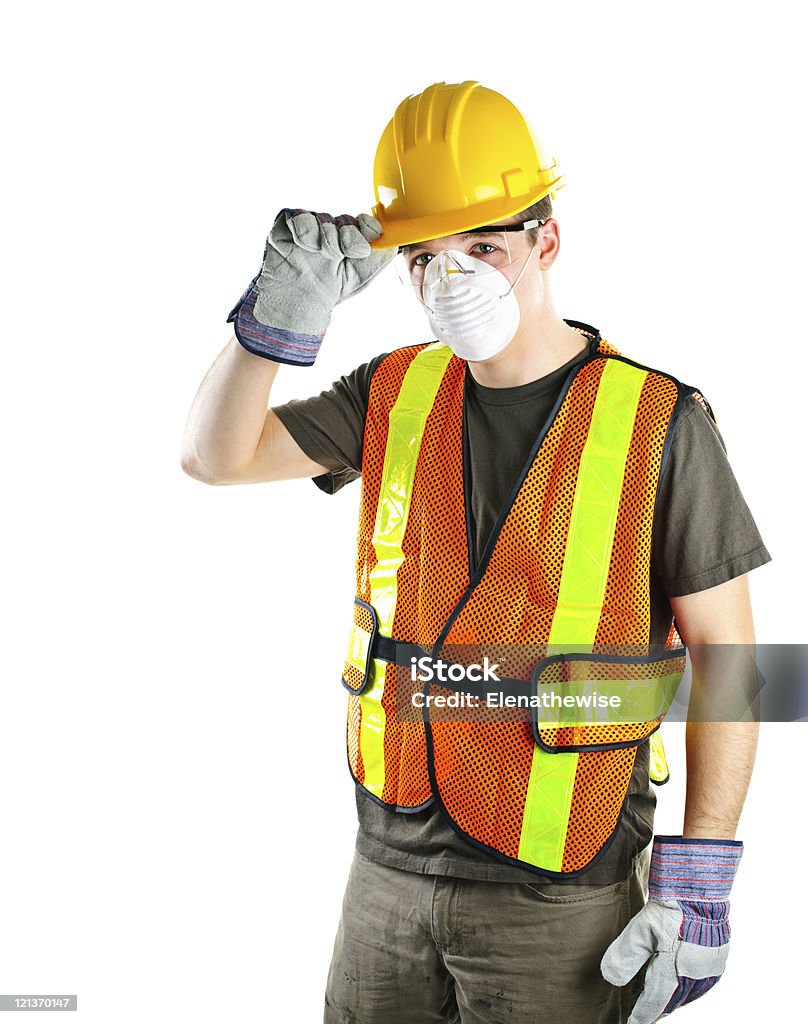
[{"x1": 369, "y1": 80, "x2": 565, "y2": 250}]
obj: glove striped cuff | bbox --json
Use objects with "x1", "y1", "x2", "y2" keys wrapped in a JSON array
[
  {"x1": 648, "y1": 836, "x2": 743, "y2": 902},
  {"x1": 649, "y1": 836, "x2": 743, "y2": 947},
  {"x1": 226, "y1": 274, "x2": 324, "y2": 367}
]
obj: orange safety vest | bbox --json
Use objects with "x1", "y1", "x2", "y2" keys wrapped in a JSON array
[{"x1": 340, "y1": 331, "x2": 702, "y2": 877}]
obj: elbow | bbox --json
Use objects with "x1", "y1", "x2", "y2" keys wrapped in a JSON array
[{"x1": 180, "y1": 449, "x2": 226, "y2": 485}]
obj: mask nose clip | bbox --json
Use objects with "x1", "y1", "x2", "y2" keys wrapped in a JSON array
[{"x1": 432, "y1": 249, "x2": 474, "y2": 284}]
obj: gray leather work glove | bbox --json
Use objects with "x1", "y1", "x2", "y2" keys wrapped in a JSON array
[
  {"x1": 226, "y1": 209, "x2": 397, "y2": 366},
  {"x1": 600, "y1": 835, "x2": 743, "y2": 1024}
]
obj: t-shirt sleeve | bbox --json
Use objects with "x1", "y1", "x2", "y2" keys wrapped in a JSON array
[
  {"x1": 652, "y1": 394, "x2": 772, "y2": 597},
  {"x1": 270, "y1": 351, "x2": 391, "y2": 495}
]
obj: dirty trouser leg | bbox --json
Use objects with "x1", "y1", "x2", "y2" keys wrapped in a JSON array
[
  {"x1": 441, "y1": 853, "x2": 650, "y2": 1024},
  {"x1": 323, "y1": 847, "x2": 649, "y2": 1024},
  {"x1": 323, "y1": 851, "x2": 460, "y2": 1024}
]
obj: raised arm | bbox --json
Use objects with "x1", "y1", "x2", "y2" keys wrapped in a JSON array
[
  {"x1": 180, "y1": 335, "x2": 330, "y2": 485},
  {"x1": 180, "y1": 209, "x2": 396, "y2": 485}
]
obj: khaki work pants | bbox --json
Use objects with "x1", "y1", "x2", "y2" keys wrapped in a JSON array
[{"x1": 324, "y1": 849, "x2": 649, "y2": 1024}]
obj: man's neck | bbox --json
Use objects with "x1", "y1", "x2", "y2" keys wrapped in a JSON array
[{"x1": 467, "y1": 313, "x2": 589, "y2": 389}]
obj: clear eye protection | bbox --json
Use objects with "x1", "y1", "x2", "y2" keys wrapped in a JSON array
[{"x1": 394, "y1": 221, "x2": 542, "y2": 303}]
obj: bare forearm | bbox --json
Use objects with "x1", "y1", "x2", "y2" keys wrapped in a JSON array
[
  {"x1": 671, "y1": 575, "x2": 760, "y2": 840},
  {"x1": 181, "y1": 336, "x2": 279, "y2": 482},
  {"x1": 683, "y1": 719, "x2": 759, "y2": 839}
]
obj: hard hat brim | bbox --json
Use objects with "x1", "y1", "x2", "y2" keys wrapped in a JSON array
[{"x1": 368, "y1": 179, "x2": 565, "y2": 250}]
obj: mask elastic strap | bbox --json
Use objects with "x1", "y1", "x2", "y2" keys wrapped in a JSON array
[{"x1": 499, "y1": 242, "x2": 538, "y2": 298}]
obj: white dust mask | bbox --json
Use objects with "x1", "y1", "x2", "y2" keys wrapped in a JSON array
[{"x1": 421, "y1": 246, "x2": 536, "y2": 361}]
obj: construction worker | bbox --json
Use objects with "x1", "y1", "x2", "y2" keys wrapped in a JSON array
[{"x1": 181, "y1": 81, "x2": 769, "y2": 1024}]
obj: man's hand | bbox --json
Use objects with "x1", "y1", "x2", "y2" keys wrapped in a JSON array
[
  {"x1": 227, "y1": 209, "x2": 397, "y2": 367},
  {"x1": 600, "y1": 836, "x2": 743, "y2": 1024}
]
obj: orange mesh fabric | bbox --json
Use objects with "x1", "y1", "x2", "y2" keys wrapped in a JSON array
[
  {"x1": 562, "y1": 747, "x2": 638, "y2": 871},
  {"x1": 379, "y1": 663, "x2": 431, "y2": 807},
  {"x1": 347, "y1": 694, "x2": 363, "y2": 782},
  {"x1": 597, "y1": 339, "x2": 622, "y2": 357},
  {"x1": 428, "y1": 692, "x2": 533, "y2": 860}
]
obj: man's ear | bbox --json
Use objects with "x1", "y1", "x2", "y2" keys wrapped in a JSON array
[{"x1": 537, "y1": 219, "x2": 562, "y2": 269}]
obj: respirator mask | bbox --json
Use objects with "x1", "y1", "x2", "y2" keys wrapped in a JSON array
[{"x1": 395, "y1": 222, "x2": 542, "y2": 362}]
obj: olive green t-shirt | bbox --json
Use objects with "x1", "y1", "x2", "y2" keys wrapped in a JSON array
[{"x1": 272, "y1": 322, "x2": 771, "y2": 883}]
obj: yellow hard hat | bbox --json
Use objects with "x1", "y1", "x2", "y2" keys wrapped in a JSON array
[{"x1": 369, "y1": 80, "x2": 565, "y2": 250}]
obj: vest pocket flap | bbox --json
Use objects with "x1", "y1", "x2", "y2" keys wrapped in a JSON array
[
  {"x1": 530, "y1": 649, "x2": 686, "y2": 752},
  {"x1": 341, "y1": 597, "x2": 379, "y2": 695}
]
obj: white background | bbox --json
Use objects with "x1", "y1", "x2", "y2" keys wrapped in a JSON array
[{"x1": 1, "y1": 1, "x2": 805, "y2": 1021}]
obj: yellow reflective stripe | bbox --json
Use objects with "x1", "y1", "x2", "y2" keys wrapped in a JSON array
[
  {"x1": 359, "y1": 343, "x2": 455, "y2": 798},
  {"x1": 551, "y1": 360, "x2": 649, "y2": 644},
  {"x1": 357, "y1": 659, "x2": 388, "y2": 795},
  {"x1": 518, "y1": 359, "x2": 648, "y2": 869},
  {"x1": 345, "y1": 621, "x2": 372, "y2": 674},
  {"x1": 649, "y1": 729, "x2": 670, "y2": 783},
  {"x1": 518, "y1": 746, "x2": 579, "y2": 868}
]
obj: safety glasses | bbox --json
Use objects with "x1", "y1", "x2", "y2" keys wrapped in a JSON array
[{"x1": 394, "y1": 220, "x2": 544, "y2": 300}]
